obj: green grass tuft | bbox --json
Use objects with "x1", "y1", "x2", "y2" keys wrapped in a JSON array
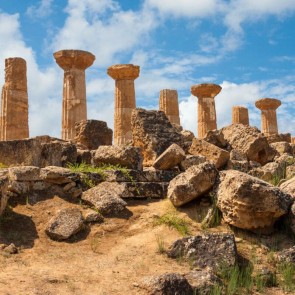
[{"x1": 154, "y1": 212, "x2": 191, "y2": 236}]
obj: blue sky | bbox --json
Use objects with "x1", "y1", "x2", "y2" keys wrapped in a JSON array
[{"x1": 1, "y1": 0, "x2": 295, "y2": 137}]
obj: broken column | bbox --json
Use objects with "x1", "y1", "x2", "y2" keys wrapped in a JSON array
[
  {"x1": 53, "y1": 50, "x2": 95, "y2": 141},
  {"x1": 159, "y1": 89, "x2": 180, "y2": 125},
  {"x1": 191, "y1": 83, "x2": 222, "y2": 138},
  {"x1": 107, "y1": 64, "x2": 140, "y2": 146},
  {"x1": 232, "y1": 106, "x2": 249, "y2": 125},
  {"x1": 255, "y1": 98, "x2": 281, "y2": 136},
  {"x1": 0, "y1": 57, "x2": 29, "y2": 140}
]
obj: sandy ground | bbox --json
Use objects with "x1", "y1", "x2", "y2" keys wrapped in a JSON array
[{"x1": 0, "y1": 195, "x2": 292, "y2": 295}]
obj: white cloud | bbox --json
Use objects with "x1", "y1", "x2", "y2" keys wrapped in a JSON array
[
  {"x1": 52, "y1": 0, "x2": 157, "y2": 67},
  {"x1": 145, "y1": 0, "x2": 225, "y2": 18},
  {"x1": 26, "y1": 0, "x2": 54, "y2": 19}
]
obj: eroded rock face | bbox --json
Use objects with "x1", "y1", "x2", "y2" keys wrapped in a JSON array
[
  {"x1": 0, "y1": 172, "x2": 9, "y2": 216},
  {"x1": 203, "y1": 129, "x2": 227, "y2": 148},
  {"x1": 270, "y1": 142, "x2": 292, "y2": 156},
  {"x1": 185, "y1": 270, "x2": 221, "y2": 295},
  {"x1": 0, "y1": 136, "x2": 77, "y2": 167},
  {"x1": 179, "y1": 155, "x2": 207, "y2": 171},
  {"x1": 167, "y1": 233, "x2": 237, "y2": 270},
  {"x1": 45, "y1": 208, "x2": 84, "y2": 241},
  {"x1": 74, "y1": 120, "x2": 112, "y2": 150},
  {"x1": 81, "y1": 182, "x2": 127, "y2": 215},
  {"x1": 131, "y1": 108, "x2": 184, "y2": 166},
  {"x1": 249, "y1": 162, "x2": 285, "y2": 184},
  {"x1": 217, "y1": 170, "x2": 292, "y2": 231},
  {"x1": 221, "y1": 124, "x2": 275, "y2": 165},
  {"x1": 267, "y1": 133, "x2": 291, "y2": 144},
  {"x1": 280, "y1": 176, "x2": 295, "y2": 201},
  {"x1": 93, "y1": 145, "x2": 143, "y2": 170},
  {"x1": 139, "y1": 273, "x2": 193, "y2": 295},
  {"x1": 167, "y1": 162, "x2": 218, "y2": 207},
  {"x1": 189, "y1": 138, "x2": 229, "y2": 169},
  {"x1": 153, "y1": 144, "x2": 185, "y2": 170},
  {"x1": 277, "y1": 246, "x2": 295, "y2": 264}
]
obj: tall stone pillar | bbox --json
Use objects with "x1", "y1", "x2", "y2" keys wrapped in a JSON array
[
  {"x1": 291, "y1": 137, "x2": 295, "y2": 144},
  {"x1": 0, "y1": 57, "x2": 29, "y2": 140},
  {"x1": 107, "y1": 64, "x2": 140, "y2": 146},
  {"x1": 159, "y1": 89, "x2": 180, "y2": 125},
  {"x1": 232, "y1": 106, "x2": 249, "y2": 125},
  {"x1": 53, "y1": 50, "x2": 95, "y2": 141},
  {"x1": 255, "y1": 98, "x2": 281, "y2": 136},
  {"x1": 191, "y1": 83, "x2": 221, "y2": 138}
]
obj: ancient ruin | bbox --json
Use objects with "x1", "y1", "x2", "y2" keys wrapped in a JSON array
[
  {"x1": 255, "y1": 98, "x2": 281, "y2": 136},
  {"x1": 232, "y1": 106, "x2": 249, "y2": 125},
  {"x1": 0, "y1": 57, "x2": 29, "y2": 140},
  {"x1": 54, "y1": 50, "x2": 95, "y2": 141},
  {"x1": 0, "y1": 53, "x2": 295, "y2": 295},
  {"x1": 159, "y1": 89, "x2": 180, "y2": 125},
  {"x1": 191, "y1": 83, "x2": 222, "y2": 138},
  {"x1": 107, "y1": 64, "x2": 140, "y2": 146}
]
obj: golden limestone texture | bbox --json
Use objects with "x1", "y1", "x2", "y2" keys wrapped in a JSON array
[
  {"x1": 159, "y1": 89, "x2": 180, "y2": 125},
  {"x1": 107, "y1": 64, "x2": 140, "y2": 146},
  {"x1": 232, "y1": 106, "x2": 249, "y2": 125},
  {"x1": 255, "y1": 98, "x2": 281, "y2": 136},
  {"x1": 191, "y1": 83, "x2": 222, "y2": 139},
  {"x1": 0, "y1": 58, "x2": 29, "y2": 140},
  {"x1": 54, "y1": 50, "x2": 95, "y2": 141}
]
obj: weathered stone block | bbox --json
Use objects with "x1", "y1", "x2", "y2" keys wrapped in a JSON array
[
  {"x1": 74, "y1": 120, "x2": 112, "y2": 150},
  {"x1": 189, "y1": 138, "x2": 229, "y2": 169}
]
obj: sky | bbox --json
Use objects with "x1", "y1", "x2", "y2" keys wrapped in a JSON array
[{"x1": 0, "y1": 0, "x2": 295, "y2": 138}]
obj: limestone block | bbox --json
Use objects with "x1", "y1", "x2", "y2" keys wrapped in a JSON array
[
  {"x1": 131, "y1": 108, "x2": 184, "y2": 166},
  {"x1": 93, "y1": 145, "x2": 143, "y2": 170},
  {"x1": 45, "y1": 208, "x2": 84, "y2": 241},
  {"x1": 153, "y1": 144, "x2": 185, "y2": 170},
  {"x1": 189, "y1": 138, "x2": 229, "y2": 169},
  {"x1": 217, "y1": 170, "x2": 292, "y2": 231},
  {"x1": 167, "y1": 162, "x2": 218, "y2": 207},
  {"x1": 221, "y1": 124, "x2": 275, "y2": 165},
  {"x1": 74, "y1": 120, "x2": 112, "y2": 150}
]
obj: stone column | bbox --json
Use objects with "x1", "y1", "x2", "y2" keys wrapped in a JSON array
[
  {"x1": 159, "y1": 89, "x2": 180, "y2": 125},
  {"x1": 232, "y1": 106, "x2": 249, "y2": 125},
  {"x1": 291, "y1": 137, "x2": 295, "y2": 144},
  {"x1": 53, "y1": 50, "x2": 95, "y2": 141},
  {"x1": 255, "y1": 98, "x2": 281, "y2": 136},
  {"x1": 107, "y1": 64, "x2": 140, "y2": 146},
  {"x1": 0, "y1": 57, "x2": 29, "y2": 140},
  {"x1": 191, "y1": 83, "x2": 222, "y2": 138}
]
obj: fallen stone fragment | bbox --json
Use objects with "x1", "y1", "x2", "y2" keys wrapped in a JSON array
[
  {"x1": 131, "y1": 108, "x2": 184, "y2": 166},
  {"x1": 267, "y1": 133, "x2": 291, "y2": 144},
  {"x1": 168, "y1": 162, "x2": 218, "y2": 207},
  {"x1": 40, "y1": 166, "x2": 79, "y2": 184},
  {"x1": 189, "y1": 138, "x2": 229, "y2": 169},
  {"x1": 203, "y1": 129, "x2": 227, "y2": 148},
  {"x1": 93, "y1": 145, "x2": 143, "y2": 170},
  {"x1": 185, "y1": 270, "x2": 221, "y2": 295},
  {"x1": 179, "y1": 155, "x2": 207, "y2": 171},
  {"x1": 277, "y1": 246, "x2": 295, "y2": 264},
  {"x1": 8, "y1": 166, "x2": 41, "y2": 181},
  {"x1": 1, "y1": 243, "x2": 18, "y2": 254},
  {"x1": 221, "y1": 124, "x2": 275, "y2": 165},
  {"x1": 139, "y1": 273, "x2": 193, "y2": 295},
  {"x1": 46, "y1": 208, "x2": 84, "y2": 241},
  {"x1": 83, "y1": 209, "x2": 104, "y2": 223},
  {"x1": 167, "y1": 233, "x2": 237, "y2": 270},
  {"x1": 82, "y1": 182, "x2": 128, "y2": 215},
  {"x1": 270, "y1": 141, "x2": 292, "y2": 156},
  {"x1": 217, "y1": 170, "x2": 292, "y2": 231},
  {"x1": 280, "y1": 176, "x2": 295, "y2": 200},
  {"x1": 153, "y1": 144, "x2": 185, "y2": 170},
  {"x1": 0, "y1": 172, "x2": 9, "y2": 216},
  {"x1": 74, "y1": 120, "x2": 113, "y2": 150}
]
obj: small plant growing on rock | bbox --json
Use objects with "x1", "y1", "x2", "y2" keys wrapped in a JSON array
[{"x1": 278, "y1": 262, "x2": 295, "y2": 292}]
